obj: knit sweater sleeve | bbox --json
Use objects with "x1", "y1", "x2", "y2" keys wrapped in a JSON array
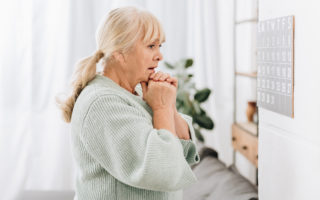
[
  {"x1": 178, "y1": 113, "x2": 201, "y2": 166},
  {"x1": 80, "y1": 95, "x2": 198, "y2": 192}
]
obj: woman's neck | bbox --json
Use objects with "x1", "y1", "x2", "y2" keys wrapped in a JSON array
[{"x1": 102, "y1": 66, "x2": 137, "y2": 95}]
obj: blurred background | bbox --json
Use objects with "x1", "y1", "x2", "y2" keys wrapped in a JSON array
[{"x1": 1, "y1": 0, "x2": 320, "y2": 200}]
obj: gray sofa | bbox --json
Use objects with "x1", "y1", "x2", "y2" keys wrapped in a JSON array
[{"x1": 183, "y1": 146, "x2": 258, "y2": 200}]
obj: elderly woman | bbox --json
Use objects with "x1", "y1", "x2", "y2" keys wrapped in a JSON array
[{"x1": 58, "y1": 6, "x2": 200, "y2": 200}]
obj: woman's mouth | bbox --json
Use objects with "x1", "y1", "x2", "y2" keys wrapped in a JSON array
[{"x1": 148, "y1": 67, "x2": 156, "y2": 73}]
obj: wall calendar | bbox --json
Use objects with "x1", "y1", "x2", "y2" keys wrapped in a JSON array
[{"x1": 257, "y1": 16, "x2": 295, "y2": 118}]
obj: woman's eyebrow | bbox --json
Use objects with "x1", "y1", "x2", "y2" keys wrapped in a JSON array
[{"x1": 151, "y1": 39, "x2": 160, "y2": 43}]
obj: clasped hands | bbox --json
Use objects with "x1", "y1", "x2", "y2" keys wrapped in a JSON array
[
  {"x1": 149, "y1": 71, "x2": 178, "y2": 88},
  {"x1": 140, "y1": 71, "x2": 178, "y2": 112}
]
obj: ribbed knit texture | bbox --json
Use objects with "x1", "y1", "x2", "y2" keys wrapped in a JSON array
[{"x1": 70, "y1": 74, "x2": 200, "y2": 200}]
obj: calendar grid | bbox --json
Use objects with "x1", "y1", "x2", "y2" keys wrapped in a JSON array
[{"x1": 257, "y1": 16, "x2": 294, "y2": 118}]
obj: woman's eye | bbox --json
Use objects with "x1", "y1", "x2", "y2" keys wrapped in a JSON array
[{"x1": 148, "y1": 44, "x2": 162, "y2": 49}]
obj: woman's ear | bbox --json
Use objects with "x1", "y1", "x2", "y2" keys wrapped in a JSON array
[{"x1": 112, "y1": 51, "x2": 125, "y2": 65}]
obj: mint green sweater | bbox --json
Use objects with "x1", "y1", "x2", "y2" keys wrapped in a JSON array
[{"x1": 70, "y1": 74, "x2": 200, "y2": 200}]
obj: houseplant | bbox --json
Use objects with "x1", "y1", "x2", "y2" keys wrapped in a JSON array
[{"x1": 164, "y1": 58, "x2": 214, "y2": 142}]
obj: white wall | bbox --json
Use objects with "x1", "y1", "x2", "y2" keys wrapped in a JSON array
[{"x1": 258, "y1": 0, "x2": 320, "y2": 199}]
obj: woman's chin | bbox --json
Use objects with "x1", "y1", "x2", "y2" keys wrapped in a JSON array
[{"x1": 139, "y1": 76, "x2": 149, "y2": 83}]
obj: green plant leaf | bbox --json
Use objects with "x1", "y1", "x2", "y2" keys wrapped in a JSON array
[
  {"x1": 193, "y1": 102, "x2": 201, "y2": 115},
  {"x1": 200, "y1": 108, "x2": 206, "y2": 115},
  {"x1": 194, "y1": 128, "x2": 205, "y2": 142},
  {"x1": 164, "y1": 61, "x2": 175, "y2": 69},
  {"x1": 193, "y1": 115, "x2": 214, "y2": 129},
  {"x1": 184, "y1": 59, "x2": 193, "y2": 68},
  {"x1": 194, "y1": 88, "x2": 211, "y2": 102}
]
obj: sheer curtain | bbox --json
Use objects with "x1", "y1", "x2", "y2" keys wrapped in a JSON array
[{"x1": 0, "y1": 0, "x2": 233, "y2": 199}]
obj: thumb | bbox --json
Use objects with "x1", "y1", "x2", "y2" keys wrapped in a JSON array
[{"x1": 141, "y1": 81, "x2": 148, "y2": 95}]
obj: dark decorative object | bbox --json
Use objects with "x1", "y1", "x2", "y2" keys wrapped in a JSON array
[{"x1": 246, "y1": 101, "x2": 257, "y2": 122}]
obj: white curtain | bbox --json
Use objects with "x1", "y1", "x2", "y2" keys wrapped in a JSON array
[{"x1": 0, "y1": 0, "x2": 234, "y2": 199}]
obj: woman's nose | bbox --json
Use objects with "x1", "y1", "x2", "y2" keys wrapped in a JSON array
[{"x1": 155, "y1": 52, "x2": 163, "y2": 61}]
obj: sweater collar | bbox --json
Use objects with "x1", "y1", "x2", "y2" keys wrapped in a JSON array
[
  {"x1": 91, "y1": 74, "x2": 143, "y2": 99},
  {"x1": 90, "y1": 74, "x2": 153, "y2": 116}
]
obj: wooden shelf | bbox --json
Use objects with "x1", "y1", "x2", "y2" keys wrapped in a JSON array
[
  {"x1": 232, "y1": 123, "x2": 258, "y2": 168},
  {"x1": 235, "y1": 71, "x2": 257, "y2": 78},
  {"x1": 236, "y1": 121, "x2": 258, "y2": 136},
  {"x1": 235, "y1": 18, "x2": 258, "y2": 25}
]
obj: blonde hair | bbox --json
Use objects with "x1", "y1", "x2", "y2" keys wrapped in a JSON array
[{"x1": 56, "y1": 6, "x2": 166, "y2": 123}]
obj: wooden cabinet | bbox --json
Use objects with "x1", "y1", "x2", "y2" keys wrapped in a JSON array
[{"x1": 232, "y1": 123, "x2": 258, "y2": 167}]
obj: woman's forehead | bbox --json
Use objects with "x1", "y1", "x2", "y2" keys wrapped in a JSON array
[
  {"x1": 142, "y1": 38, "x2": 162, "y2": 44},
  {"x1": 133, "y1": 37, "x2": 163, "y2": 49}
]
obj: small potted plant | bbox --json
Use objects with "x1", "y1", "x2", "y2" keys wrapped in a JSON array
[{"x1": 164, "y1": 58, "x2": 214, "y2": 143}]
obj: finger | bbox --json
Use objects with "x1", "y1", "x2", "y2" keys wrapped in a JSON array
[
  {"x1": 165, "y1": 77, "x2": 173, "y2": 84},
  {"x1": 166, "y1": 77, "x2": 178, "y2": 87},
  {"x1": 159, "y1": 73, "x2": 170, "y2": 81},
  {"x1": 150, "y1": 72, "x2": 156, "y2": 79},
  {"x1": 171, "y1": 77, "x2": 178, "y2": 84},
  {"x1": 152, "y1": 72, "x2": 164, "y2": 81},
  {"x1": 166, "y1": 77, "x2": 172, "y2": 81}
]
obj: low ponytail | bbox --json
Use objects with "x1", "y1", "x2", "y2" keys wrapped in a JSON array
[{"x1": 56, "y1": 50, "x2": 104, "y2": 123}]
